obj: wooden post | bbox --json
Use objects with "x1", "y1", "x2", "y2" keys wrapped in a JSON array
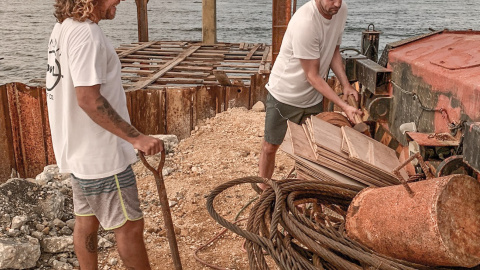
[
  {"x1": 202, "y1": 0, "x2": 217, "y2": 44},
  {"x1": 135, "y1": 0, "x2": 149, "y2": 42}
]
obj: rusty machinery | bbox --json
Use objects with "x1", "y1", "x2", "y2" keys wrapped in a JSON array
[{"x1": 342, "y1": 27, "x2": 480, "y2": 179}]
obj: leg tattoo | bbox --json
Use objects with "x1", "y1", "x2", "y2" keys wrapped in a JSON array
[{"x1": 85, "y1": 232, "x2": 98, "y2": 253}]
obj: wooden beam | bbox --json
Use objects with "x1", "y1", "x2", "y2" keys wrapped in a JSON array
[
  {"x1": 245, "y1": 44, "x2": 261, "y2": 60},
  {"x1": 202, "y1": 0, "x2": 217, "y2": 44},
  {"x1": 117, "y1": 41, "x2": 157, "y2": 59},
  {"x1": 135, "y1": 0, "x2": 149, "y2": 42},
  {"x1": 127, "y1": 45, "x2": 201, "y2": 91}
]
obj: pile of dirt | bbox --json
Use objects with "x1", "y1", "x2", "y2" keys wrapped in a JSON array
[{"x1": 98, "y1": 107, "x2": 295, "y2": 270}]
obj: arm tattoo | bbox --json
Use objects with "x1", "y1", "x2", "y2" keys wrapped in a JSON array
[
  {"x1": 95, "y1": 96, "x2": 140, "y2": 138},
  {"x1": 85, "y1": 232, "x2": 98, "y2": 253}
]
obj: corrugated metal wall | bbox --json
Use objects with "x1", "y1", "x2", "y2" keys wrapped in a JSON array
[{"x1": 0, "y1": 74, "x2": 268, "y2": 182}]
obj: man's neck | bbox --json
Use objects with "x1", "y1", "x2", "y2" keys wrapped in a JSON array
[{"x1": 315, "y1": 0, "x2": 333, "y2": 20}]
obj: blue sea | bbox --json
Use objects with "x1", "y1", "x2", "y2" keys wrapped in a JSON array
[{"x1": 1, "y1": 0, "x2": 480, "y2": 84}]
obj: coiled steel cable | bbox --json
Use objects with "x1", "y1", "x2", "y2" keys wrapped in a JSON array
[{"x1": 206, "y1": 176, "x2": 439, "y2": 270}]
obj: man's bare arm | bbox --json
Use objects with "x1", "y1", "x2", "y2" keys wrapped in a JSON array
[
  {"x1": 329, "y1": 45, "x2": 358, "y2": 101},
  {"x1": 76, "y1": 85, "x2": 162, "y2": 155},
  {"x1": 300, "y1": 57, "x2": 361, "y2": 121}
]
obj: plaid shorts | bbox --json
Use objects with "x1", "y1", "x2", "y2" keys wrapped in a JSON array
[{"x1": 71, "y1": 165, "x2": 143, "y2": 230}]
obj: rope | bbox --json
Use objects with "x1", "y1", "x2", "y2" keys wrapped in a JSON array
[{"x1": 206, "y1": 177, "x2": 437, "y2": 270}]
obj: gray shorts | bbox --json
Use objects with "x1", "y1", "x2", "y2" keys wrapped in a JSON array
[
  {"x1": 71, "y1": 165, "x2": 143, "y2": 230},
  {"x1": 264, "y1": 92, "x2": 323, "y2": 145}
]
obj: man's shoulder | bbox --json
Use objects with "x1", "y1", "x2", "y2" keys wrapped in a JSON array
[{"x1": 61, "y1": 19, "x2": 104, "y2": 45}]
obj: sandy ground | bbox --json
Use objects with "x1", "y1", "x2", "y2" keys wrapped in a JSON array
[{"x1": 98, "y1": 107, "x2": 294, "y2": 270}]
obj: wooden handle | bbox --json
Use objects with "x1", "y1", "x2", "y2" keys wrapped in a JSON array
[{"x1": 347, "y1": 95, "x2": 363, "y2": 124}]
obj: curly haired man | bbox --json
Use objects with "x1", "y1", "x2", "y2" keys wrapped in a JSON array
[{"x1": 46, "y1": 0, "x2": 160, "y2": 269}]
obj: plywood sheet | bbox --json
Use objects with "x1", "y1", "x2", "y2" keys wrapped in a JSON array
[{"x1": 342, "y1": 126, "x2": 408, "y2": 180}]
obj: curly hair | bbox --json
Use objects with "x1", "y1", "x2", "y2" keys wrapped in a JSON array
[{"x1": 54, "y1": 0, "x2": 99, "y2": 23}]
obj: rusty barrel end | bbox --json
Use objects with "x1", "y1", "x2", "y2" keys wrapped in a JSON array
[{"x1": 345, "y1": 174, "x2": 480, "y2": 267}]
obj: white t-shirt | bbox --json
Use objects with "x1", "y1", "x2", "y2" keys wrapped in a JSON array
[
  {"x1": 46, "y1": 18, "x2": 137, "y2": 179},
  {"x1": 266, "y1": 0, "x2": 347, "y2": 108}
]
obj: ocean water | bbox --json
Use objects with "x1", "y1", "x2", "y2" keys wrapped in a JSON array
[{"x1": 1, "y1": 0, "x2": 480, "y2": 84}]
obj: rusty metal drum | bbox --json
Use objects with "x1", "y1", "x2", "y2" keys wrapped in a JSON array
[{"x1": 345, "y1": 174, "x2": 480, "y2": 267}]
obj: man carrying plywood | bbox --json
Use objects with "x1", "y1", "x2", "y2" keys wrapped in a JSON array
[{"x1": 259, "y1": 0, "x2": 362, "y2": 189}]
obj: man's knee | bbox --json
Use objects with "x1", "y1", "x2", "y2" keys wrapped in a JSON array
[
  {"x1": 115, "y1": 219, "x2": 145, "y2": 238},
  {"x1": 261, "y1": 140, "x2": 280, "y2": 155}
]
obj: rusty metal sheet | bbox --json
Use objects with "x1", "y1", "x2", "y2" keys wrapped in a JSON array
[
  {"x1": 166, "y1": 87, "x2": 194, "y2": 140},
  {"x1": 127, "y1": 89, "x2": 166, "y2": 135},
  {"x1": 194, "y1": 86, "x2": 217, "y2": 127},
  {"x1": 7, "y1": 83, "x2": 50, "y2": 179},
  {"x1": 225, "y1": 86, "x2": 250, "y2": 110},
  {"x1": 0, "y1": 84, "x2": 15, "y2": 182},
  {"x1": 463, "y1": 122, "x2": 480, "y2": 173},
  {"x1": 213, "y1": 85, "x2": 225, "y2": 113},
  {"x1": 406, "y1": 132, "x2": 460, "y2": 147},
  {"x1": 249, "y1": 74, "x2": 269, "y2": 107},
  {"x1": 388, "y1": 31, "x2": 480, "y2": 136},
  {"x1": 272, "y1": 0, "x2": 291, "y2": 64},
  {"x1": 356, "y1": 58, "x2": 391, "y2": 95}
]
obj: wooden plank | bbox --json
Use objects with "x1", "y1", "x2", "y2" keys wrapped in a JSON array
[
  {"x1": 213, "y1": 70, "x2": 232, "y2": 86},
  {"x1": 166, "y1": 88, "x2": 194, "y2": 140},
  {"x1": 117, "y1": 41, "x2": 157, "y2": 59},
  {"x1": 307, "y1": 117, "x2": 399, "y2": 186},
  {"x1": 341, "y1": 126, "x2": 408, "y2": 179},
  {"x1": 245, "y1": 44, "x2": 261, "y2": 60},
  {"x1": 281, "y1": 126, "x2": 366, "y2": 187},
  {"x1": 128, "y1": 45, "x2": 201, "y2": 91},
  {"x1": 287, "y1": 121, "x2": 317, "y2": 162}
]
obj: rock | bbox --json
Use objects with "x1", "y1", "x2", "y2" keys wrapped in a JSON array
[
  {"x1": 169, "y1": 200, "x2": 178, "y2": 207},
  {"x1": 10, "y1": 215, "x2": 28, "y2": 230},
  {"x1": 98, "y1": 237, "x2": 114, "y2": 248},
  {"x1": 41, "y1": 236, "x2": 74, "y2": 253},
  {"x1": 65, "y1": 219, "x2": 75, "y2": 230},
  {"x1": 59, "y1": 226, "x2": 73, "y2": 236},
  {"x1": 42, "y1": 227, "x2": 50, "y2": 235},
  {"x1": 0, "y1": 214, "x2": 11, "y2": 226},
  {"x1": 53, "y1": 218, "x2": 66, "y2": 228},
  {"x1": 162, "y1": 167, "x2": 174, "y2": 176},
  {"x1": 150, "y1": 134, "x2": 179, "y2": 154},
  {"x1": 0, "y1": 237, "x2": 41, "y2": 269},
  {"x1": 31, "y1": 231, "x2": 44, "y2": 240},
  {"x1": 35, "y1": 167, "x2": 55, "y2": 186},
  {"x1": 251, "y1": 101, "x2": 265, "y2": 112},
  {"x1": 6, "y1": 229, "x2": 20, "y2": 237},
  {"x1": 52, "y1": 259, "x2": 73, "y2": 270},
  {"x1": 36, "y1": 224, "x2": 46, "y2": 231},
  {"x1": 108, "y1": 258, "x2": 118, "y2": 266},
  {"x1": 38, "y1": 189, "x2": 65, "y2": 220}
]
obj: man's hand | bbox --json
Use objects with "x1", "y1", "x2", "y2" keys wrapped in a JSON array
[
  {"x1": 342, "y1": 84, "x2": 359, "y2": 102},
  {"x1": 343, "y1": 105, "x2": 363, "y2": 124},
  {"x1": 132, "y1": 135, "x2": 164, "y2": 156}
]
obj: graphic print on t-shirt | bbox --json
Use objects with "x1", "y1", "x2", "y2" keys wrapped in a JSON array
[{"x1": 46, "y1": 38, "x2": 63, "y2": 94}]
